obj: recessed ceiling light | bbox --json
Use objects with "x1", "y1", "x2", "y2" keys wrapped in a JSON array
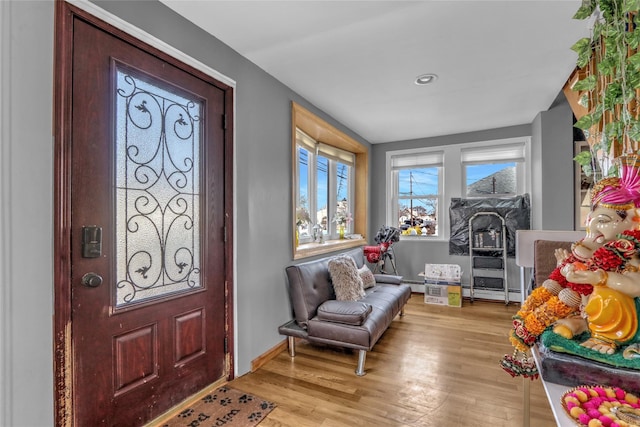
[{"x1": 415, "y1": 73, "x2": 438, "y2": 85}]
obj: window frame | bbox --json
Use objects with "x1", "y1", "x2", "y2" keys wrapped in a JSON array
[
  {"x1": 386, "y1": 137, "x2": 530, "y2": 242},
  {"x1": 292, "y1": 102, "x2": 367, "y2": 259},
  {"x1": 390, "y1": 154, "x2": 444, "y2": 238},
  {"x1": 295, "y1": 130, "x2": 355, "y2": 244}
]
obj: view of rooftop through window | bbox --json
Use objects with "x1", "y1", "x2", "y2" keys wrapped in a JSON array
[{"x1": 465, "y1": 162, "x2": 517, "y2": 196}]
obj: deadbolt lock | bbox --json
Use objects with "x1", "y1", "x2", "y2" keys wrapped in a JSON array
[{"x1": 81, "y1": 272, "x2": 103, "y2": 288}]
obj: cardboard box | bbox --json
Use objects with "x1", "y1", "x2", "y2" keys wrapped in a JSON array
[
  {"x1": 422, "y1": 263, "x2": 462, "y2": 307},
  {"x1": 422, "y1": 264, "x2": 461, "y2": 282},
  {"x1": 447, "y1": 285, "x2": 462, "y2": 307},
  {"x1": 424, "y1": 283, "x2": 449, "y2": 306},
  {"x1": 423, "y1": 283, "x2": 462, "y2": 307}
]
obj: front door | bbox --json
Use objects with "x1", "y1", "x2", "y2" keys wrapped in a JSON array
[{"x1": 55, "y1": 4, "x2": 233, "y2": 425}]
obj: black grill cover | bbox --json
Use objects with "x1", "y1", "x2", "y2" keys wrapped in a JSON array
[{"x1": 448, "y1": 194, "x2": 531, "y2": 257}]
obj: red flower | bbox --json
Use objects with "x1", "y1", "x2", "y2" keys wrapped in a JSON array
[
  {"x1": 621, "y1": 229, "x2": 640, "y2": 242},
  {"x1": 587, "y1": 247, "x2": 625, "y2": 271},
  {"x1": 513, "y1": 322, "x2": 536, "y2": 345},
  {"x1": 566, "y1": 282, "x2": 593, "y2": 295}
]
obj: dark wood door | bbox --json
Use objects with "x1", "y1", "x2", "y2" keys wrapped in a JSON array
[{"x1": 66, "y1": 10, "x2": 232, "y2": 425}]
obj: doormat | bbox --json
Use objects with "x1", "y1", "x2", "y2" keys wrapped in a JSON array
[{"x1": 161, "y1": 386, "x2": 276, "y2": 427}]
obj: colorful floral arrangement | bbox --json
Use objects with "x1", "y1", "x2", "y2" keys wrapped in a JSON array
[
  {"x1": 586, "y1": 230, "x2": 640, "y2": 274},
  {"x1": 508, "y1": 253, "x2": 587, "y2": 354},
  {"x1": 563, "y1": 385, "x2": 640, "y2": 427}
]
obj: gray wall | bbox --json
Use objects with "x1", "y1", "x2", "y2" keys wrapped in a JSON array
[
  {"x1": 370, "y1": 101, "x2": 576, "y2": 289},
  {"x1": 0, "y1": 1, "x2": 578, "y2": 425},
  {"x1": 1, "y1": 1, "x2": 55, "y2": 426},
  {"x1": 532, "y1": 100, "x2": 577, "y2": 230}
]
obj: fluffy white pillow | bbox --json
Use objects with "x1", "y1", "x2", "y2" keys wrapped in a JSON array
[
  {"x1": 358, "y1": 264, "x2": 376, "y2": 289},
  {"x1": 328, "y1": 255, "x2": 365, "y2": 301}
]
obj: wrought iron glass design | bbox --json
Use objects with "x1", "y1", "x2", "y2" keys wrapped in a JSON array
[{"x1": 115, "y1": 66, "x2": 201, "y2": 306}]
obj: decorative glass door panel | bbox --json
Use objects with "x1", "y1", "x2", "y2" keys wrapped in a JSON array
[{"x1": 115, "y1": 64, "x2": 202, "y2": 307}]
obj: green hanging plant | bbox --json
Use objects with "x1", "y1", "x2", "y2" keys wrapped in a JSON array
[
  {"x1": 571, "y1": 0, "x2": 640, "y2": 176},
  {"x1": 574, "y1": 149, "x2": 596, "y2": 177}
]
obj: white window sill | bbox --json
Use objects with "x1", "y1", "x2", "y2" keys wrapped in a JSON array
[
  {"x1": 294, "y1": 237, "x2": 366, "y2": 260},
  {"x1": 399, "y1": 235, "x2": 446, "y2": 242}
]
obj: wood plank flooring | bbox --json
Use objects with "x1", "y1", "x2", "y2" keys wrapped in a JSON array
[{"x1": 226, "y1": 294, "x2": 558, "y2": 427}]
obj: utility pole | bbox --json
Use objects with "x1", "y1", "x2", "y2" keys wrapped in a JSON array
[
  {"x1": 337, "y1": 164, "x2": 345, "y2": 206},
  {"x1": 410, "y1": 171, "x2": 414, "y2": 225}
]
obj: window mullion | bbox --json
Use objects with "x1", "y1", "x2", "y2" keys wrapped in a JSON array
[
  {"x1": 390, "y1": 170, "x2": 398, "y2": 230},
  {"x1": 328, "y1": 160, "x2": 337, "y2": 238},
  {"x1": 347, "y1": 165, "x2": 354, "y2": 233},
  {"x1": 308, "y1": 149, "x2": 318, "y2": 229}
]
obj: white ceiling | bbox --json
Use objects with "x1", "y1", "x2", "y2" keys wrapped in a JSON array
[{"x1": 159, "y1": 0, "x2": 592, "y2": 144}]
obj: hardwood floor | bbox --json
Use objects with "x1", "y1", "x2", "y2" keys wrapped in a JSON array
[{"x1": 227, "y1": 294, "x2": 558, "y2": 427}]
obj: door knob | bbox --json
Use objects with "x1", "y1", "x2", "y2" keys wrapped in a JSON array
[{"x1": 82, "y1": 272, "x2": 103, "y2": 288}]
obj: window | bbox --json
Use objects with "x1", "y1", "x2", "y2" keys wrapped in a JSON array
[
  {"x1": 292, "y1": 102, "x2": 367, "y2": 259},
  {"x1": 296, "y1": 130, "x2": 354, "y2": 243},
  {"x1": 462, "y1": 143, "x2": 526, "y2": 197},
  {"x1": 389, "y1": 151, "x2": 443, "y2": 237},
  {"x1": 386, "y1": 138, "x2": 529, "y2": 240}
]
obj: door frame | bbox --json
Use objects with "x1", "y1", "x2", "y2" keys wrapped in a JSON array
[{"x1": 53, "y1": 1, "x2": 236, "y2": 425}]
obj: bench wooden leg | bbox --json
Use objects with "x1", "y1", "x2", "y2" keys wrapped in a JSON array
[
  {"x1": 355, "y1": 350, "x2": 367, "y2": 376},
  {"x1": 287, "y1": 336, "x2": 296, "y2": 357},
  {"x1": 400, "y1": 307, "x2": 405, "y2": 316}
]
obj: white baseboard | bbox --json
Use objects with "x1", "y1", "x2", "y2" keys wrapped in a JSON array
[{"x1": 405, "y1": 281, "x2": 520, "y2": 303}]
